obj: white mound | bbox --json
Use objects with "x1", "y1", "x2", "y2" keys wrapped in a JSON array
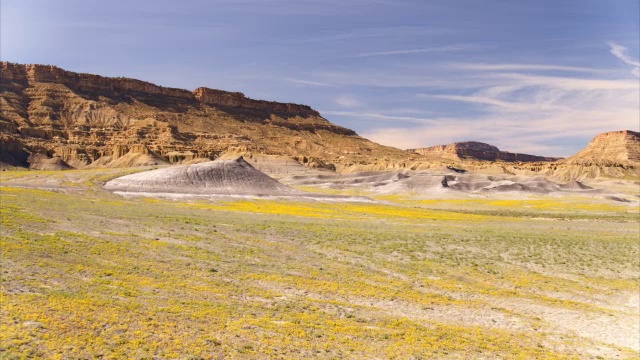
[{"x1": 104, "y1": 157, "x2": 303, "y2": 196}]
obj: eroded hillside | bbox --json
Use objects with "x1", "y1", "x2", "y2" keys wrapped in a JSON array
[{"x1": 0, "y1": 62, "x2": 406, "y2": 171}]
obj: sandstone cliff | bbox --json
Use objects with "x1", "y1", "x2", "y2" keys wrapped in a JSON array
[
  {"x1": 560, "y1": 130, "x2": 639, "y2": 166},
  {"x1": 549, "y1": 130, "x2": 640, "y2": 180},
  {"x1": 0, "y1": 62, "x2": 403, "y2": 170}
]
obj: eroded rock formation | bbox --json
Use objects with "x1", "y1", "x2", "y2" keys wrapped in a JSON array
[
  {"x1": 560, "y1": 130, "x2": 639, "y2": 166},
  {"x1": 0, "y1": 62, "x2": 394, "y2": 170},
  {"x1": 549, "y1": 130, "x2": 640, "y2": 180}
]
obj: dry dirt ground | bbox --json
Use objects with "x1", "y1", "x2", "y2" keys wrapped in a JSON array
[{"x1": 0, "y1": 167, "x2": 638, "y2": 359}]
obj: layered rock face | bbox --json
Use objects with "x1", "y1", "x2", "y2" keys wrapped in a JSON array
[
  {"x1": 193, "y1": 88, "x2": 319, "y2": 117},
  {"x1": 407, "y1": 141, "x2": 560, "y2": 162},
  {"x1": 560, "y1": 130, "x2": 639, "y2": 166},
  {"x1": 1, "y1": 62, "x2": 400, "y2": 170},
  {"x1": 548, "y1": 130, "x2": 640, "y2": 180}
]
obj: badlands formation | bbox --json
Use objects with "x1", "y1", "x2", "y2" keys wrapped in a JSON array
[
  {"x1": 286, "y1": 170, "x2": 596, "y2": 196},
  {"x1": 1, "y1": 62, "x2": 639, "y2": 196}
]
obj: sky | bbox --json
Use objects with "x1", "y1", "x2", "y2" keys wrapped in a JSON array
[{"x1": 1, "y1": 0, "x2": 639, "y2": 156}]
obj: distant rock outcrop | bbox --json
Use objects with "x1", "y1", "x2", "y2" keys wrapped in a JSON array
[
  {"x1": 550, "y1": 130, "x2": 640, "y2": 180},
  {"x1": 560, "y1": 130, "x2": 639, "y2": 166},
  {"x1": 407, "y1": 141, "x2": 560, "y2": 163}
]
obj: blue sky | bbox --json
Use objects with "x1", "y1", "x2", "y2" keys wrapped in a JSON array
[{"x1": 1, "y1": 0, "x2": 638, "y2": 156}]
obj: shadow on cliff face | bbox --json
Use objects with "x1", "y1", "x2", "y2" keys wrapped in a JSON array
[
  {"x1": 0, "y1": 137, "x2": 30, "y2": 168},
  {"x1": 66, "y1": 85, "x2": 199, "y2": 114}
]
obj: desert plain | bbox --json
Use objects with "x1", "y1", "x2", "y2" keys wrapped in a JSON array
[{"x1": 1, "y1": 161, "x2": 638, "y2": 359}]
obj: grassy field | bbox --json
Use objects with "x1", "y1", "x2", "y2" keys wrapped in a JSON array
[{"x1": 0, "y1": 169, "x2": 638, "y2": 359}]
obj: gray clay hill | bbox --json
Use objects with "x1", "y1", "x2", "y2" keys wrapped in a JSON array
[
  {"x1": 104, "y1": 157, "x2": 302, "y2": 196},
  {"x1": 285, "y1": 170, "x2": 596, "y2": 195}
]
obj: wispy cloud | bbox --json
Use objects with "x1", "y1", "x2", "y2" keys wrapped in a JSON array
[
  {"x1": 282, "y1": 78, "x2": 335, "y2": 87},
  {"x1": 289, "y1": 26, "x2": 451, "y2": 44},
  {"x1": 357, "y1": 47, "x2": 640, "y2": 156},
  {"x1": 361, "y1": 104, "x2": 638, "y2": 156},
  {"x1": 334, "y1": 96, "x2": 362, "y2": 108},
  {"x1": 312, "y1": 71, "x2": 467, "y2": 88},
  {"x1": 495, "y1": 73, "x2": 639, "y2": 90},
  {"x1": 608, "y1": 42, "x2": 640, "y2": 77},
  {"x1": 349, "y1": 44, "x2": 478, "y2": 58},
  {"x1": 454, "y1": 63, "x2": 604, "y2": 73},
  {"x1": 421, "y1": 94, "x2": 569, "y2": 112},
  {"x1": 321, "y1": 110, "x2": 433, "y2": 124}
]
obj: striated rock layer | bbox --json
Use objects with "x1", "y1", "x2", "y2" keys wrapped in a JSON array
[
  {"x1": 0, "y1": 62, "x2": 404, "y2": 170},
  {"x1": 550, "y1": 130, "x2": 640, "y2": 180},
  {"x1": 561, "y1": 130, "x2": 639, "y2": 166}
]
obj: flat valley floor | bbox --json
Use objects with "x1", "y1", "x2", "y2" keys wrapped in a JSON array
[{"x1": 1, "y1": 169, "x2": 638, "y2": 359}]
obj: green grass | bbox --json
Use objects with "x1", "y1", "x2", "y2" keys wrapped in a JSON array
[{"x1": 0, "y1": 174, "x2": 638, "y2": 359}]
